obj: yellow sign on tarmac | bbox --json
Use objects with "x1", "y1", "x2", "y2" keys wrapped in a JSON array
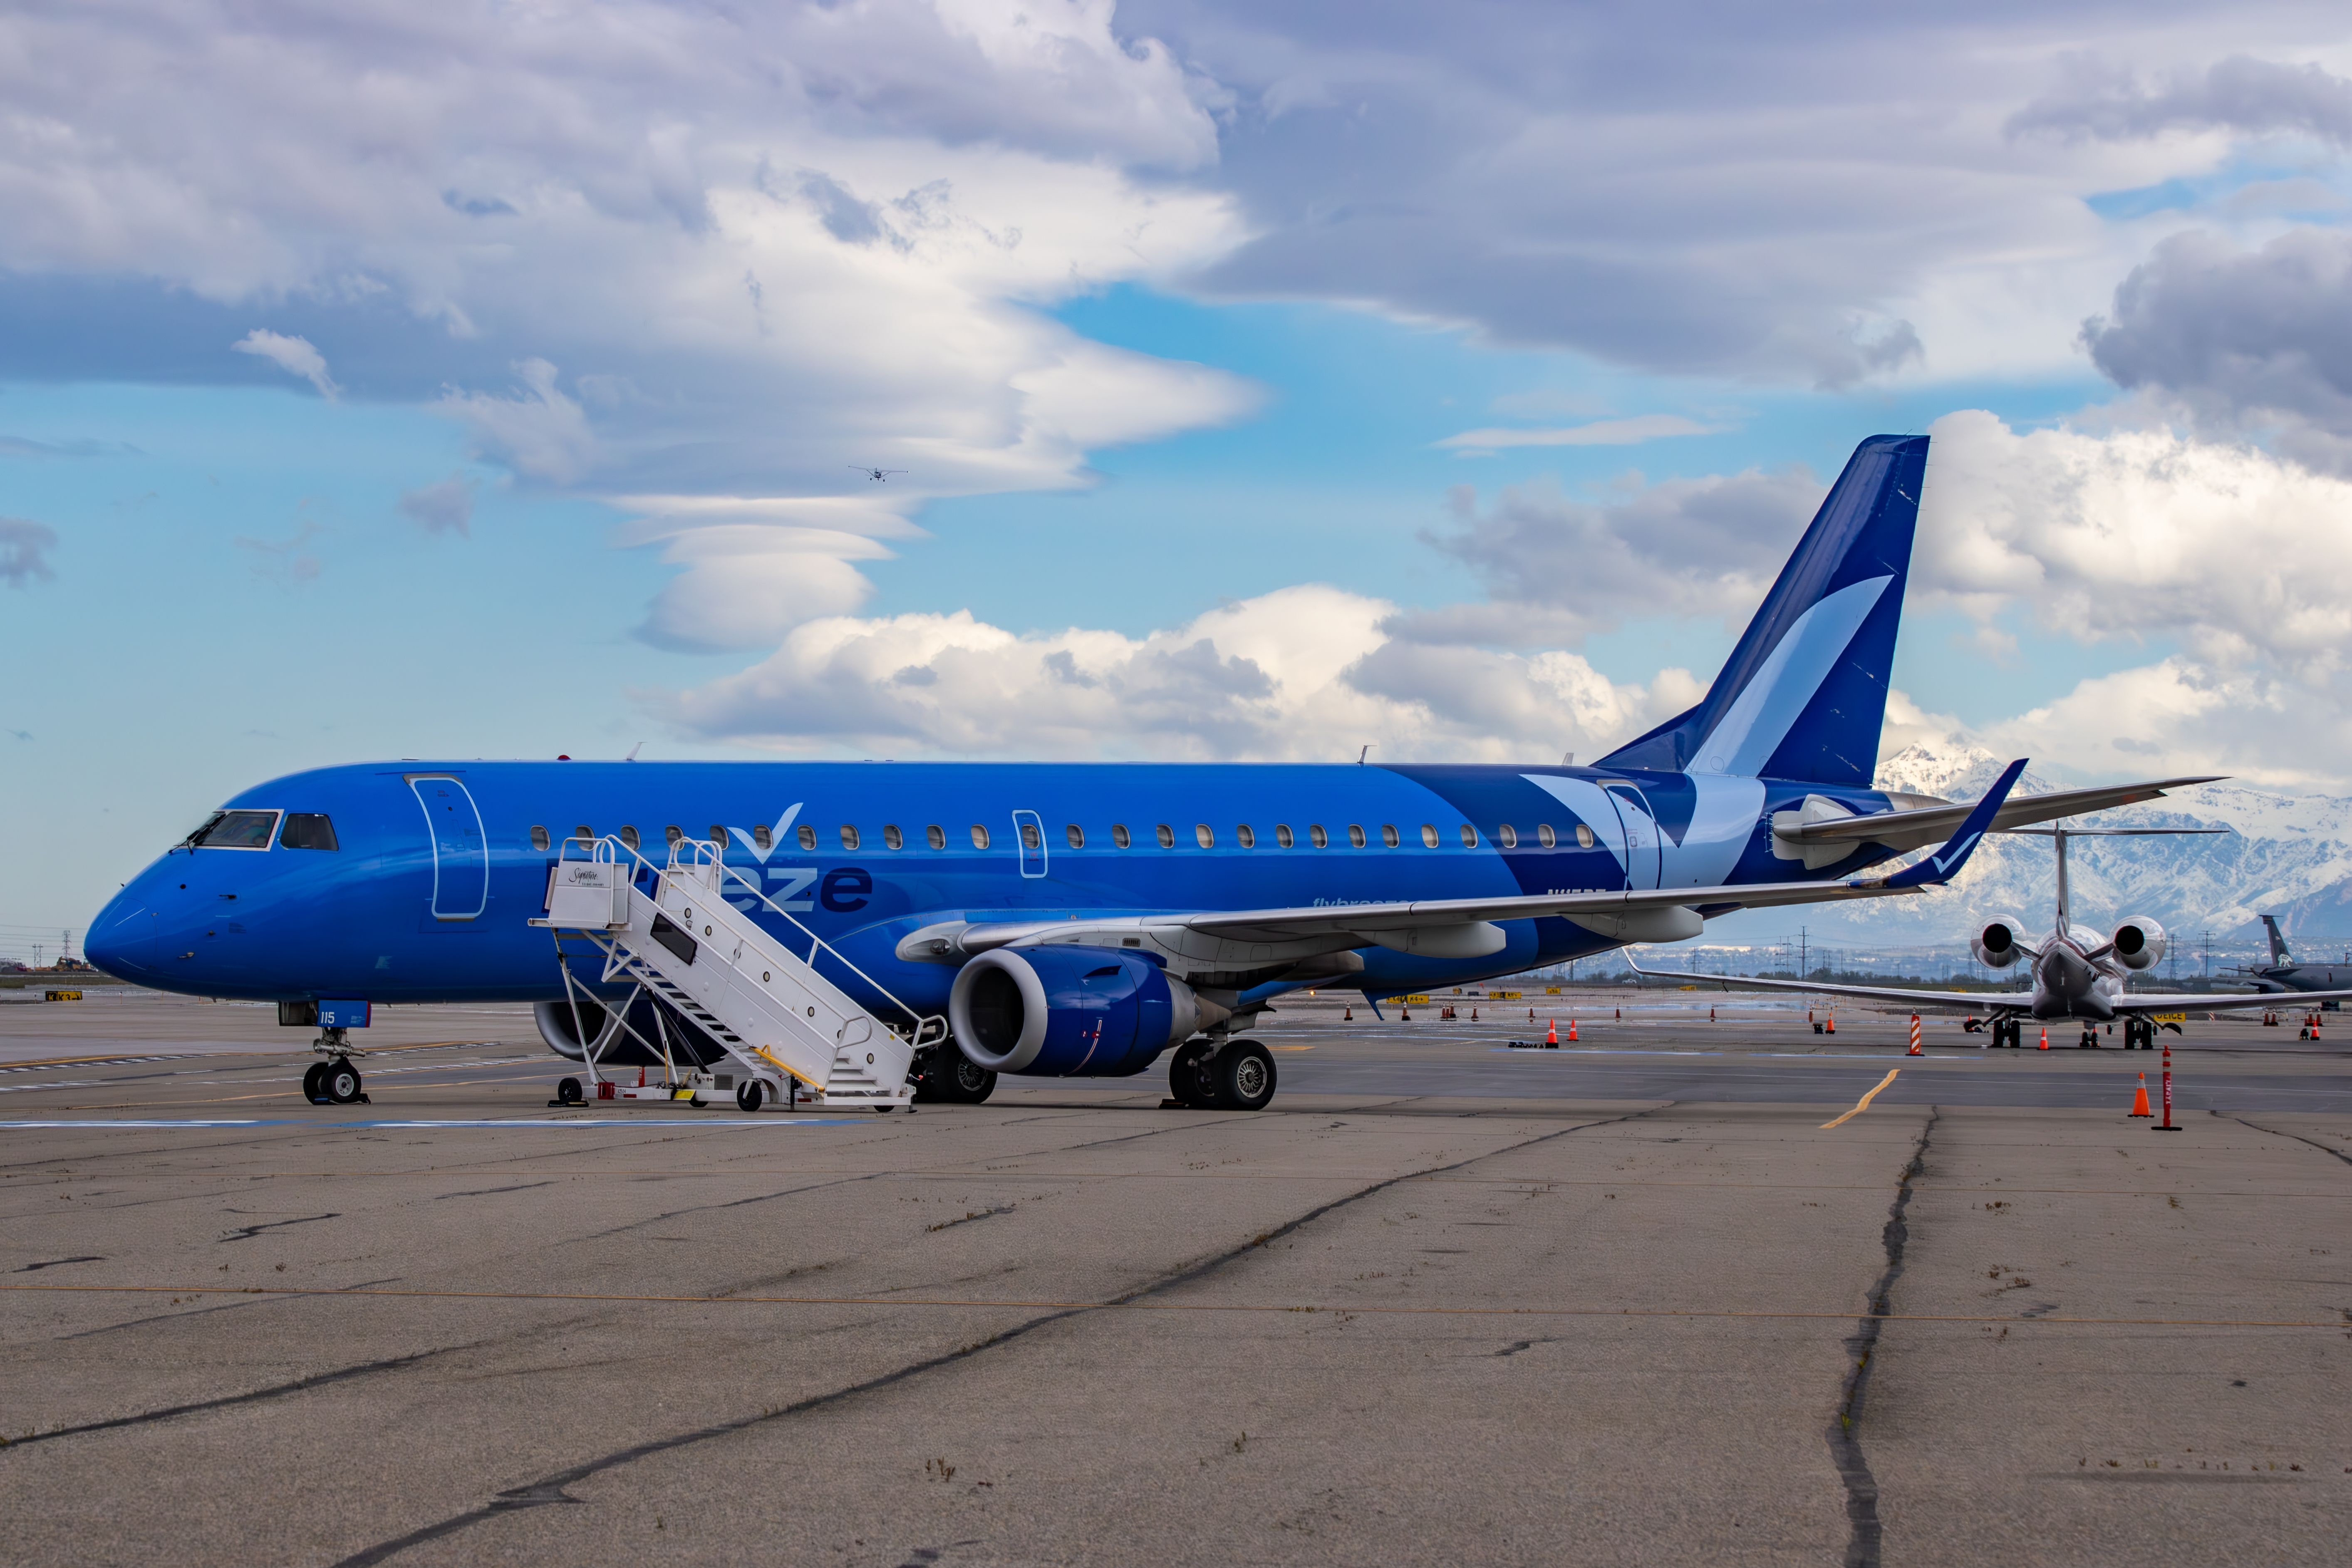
[
  {"x1": 1494, "y1": 990, "x2": 1522, "y2": 1000},
  {"x1": 1545, "y1": 986, "x2": 1562, "y2": 995},
  {"x1": 2152, "y1": 1011, "x2": 2187, "y2": 1023}
]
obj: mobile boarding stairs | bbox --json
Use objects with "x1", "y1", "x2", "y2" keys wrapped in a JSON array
[{"x1": 533, "y1": 837, "x2": 948, "y2": 1112}]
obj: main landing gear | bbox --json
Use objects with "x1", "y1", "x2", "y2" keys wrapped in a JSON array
[
  {"x1": 909, "y1": 1045, "x2": 997, "y2": 1105},
  {"x1": 1986, "y1": 1017, "x2": 2023, "y2": 1049},
  {"x1": 2123, "y1": 1016, "x2": 2158, "y2": 1050},
  {"x1": 301, "y1": 1026, "x2": 369, "y2": 1105},
  {"x1": 1167, "y1": 1038, "x2": 1277, "y2": 1111}
]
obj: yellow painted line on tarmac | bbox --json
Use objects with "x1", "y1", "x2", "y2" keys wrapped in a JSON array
[{"x1": 1819, "y1": 1068, "x2": 1901, "y2": 1129}]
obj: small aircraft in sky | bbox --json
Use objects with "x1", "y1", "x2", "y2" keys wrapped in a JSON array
[
  {"x1": 1632, "y1": 825, "x2": 2352, "y2": 1048},
  {"x1": 851, "y1": 466, "x2": 907, "y2": 482}
]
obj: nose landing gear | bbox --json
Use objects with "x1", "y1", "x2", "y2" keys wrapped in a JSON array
[{"x1": 303, "y1": 1026, "x2": 370, "y2": 1105}]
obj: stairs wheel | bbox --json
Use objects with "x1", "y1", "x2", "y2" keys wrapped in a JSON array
[
  {"x1": 736, "y1": 1079, "x2": 765, "y2": 1114},
  {"x1": 556, "y1": 1077, "x2": 584, "y2": 1105}
]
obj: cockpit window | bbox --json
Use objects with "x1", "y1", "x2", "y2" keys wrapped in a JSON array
[
  {"x1": 280, "y1": 813, "x2": 339, "y2": 851},
  {"x1": 184, "y1": 810, "x2": 280, "y2": 850}
]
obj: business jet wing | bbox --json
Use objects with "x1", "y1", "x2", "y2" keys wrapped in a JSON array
[
  {"x1": 950, "y1": 760, "x2": 2027, "y2": 956},
  {"x1": 1620, "y1": 957, "x2": 2025, "y2": 1014},
  {"x1": 2106, "y1": 989, "x2": 2352, "y2": 1014},
  {"x1": 1777, "y1": 775, "x2": 2222, "y2": 856}
]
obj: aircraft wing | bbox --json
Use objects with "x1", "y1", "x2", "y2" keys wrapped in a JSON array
[
  {"x1": 1779, "y1": 775, "x2": 2222, "y2": 855},
  {"x1": 1621, "y1": 957, "x2": 2023, "y2": 1014},
  {"x1": 949, "y1": 760, "x2": 2029, "y2": 955},
  {"x1": 2107, "y1": 989, "x2": 2352, "y2": 1014}
]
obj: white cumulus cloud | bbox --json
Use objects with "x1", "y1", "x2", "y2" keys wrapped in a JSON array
[{"x1": 230, "y1": 329, "x2": 337, "y2": 398}]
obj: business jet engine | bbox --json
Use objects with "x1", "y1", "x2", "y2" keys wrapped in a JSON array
[
  {"x1": 949, "y1": 946, "x2": 1214, "y2": 1077},
  {"x1": 2109, "y1": 917, "x2": 2166, "y2": 971},
  {"x1": 1971, "y1": 917, "x2": 2030, "y2": 969}
]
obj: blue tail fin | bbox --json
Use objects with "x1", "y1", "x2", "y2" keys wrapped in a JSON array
[{"x1": 1598, "y1": 433, "x2": 1928, "y2": 785}]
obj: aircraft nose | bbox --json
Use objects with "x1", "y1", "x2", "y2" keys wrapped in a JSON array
[{"x1": 85, "y1": 889, "x2": 160, "y2": 980}]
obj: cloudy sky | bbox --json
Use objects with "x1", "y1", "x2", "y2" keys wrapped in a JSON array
[{"x1": 10, "y1": 1, "x2": 2352, "y2": 933}]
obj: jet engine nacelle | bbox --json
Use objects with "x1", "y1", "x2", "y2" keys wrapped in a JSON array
[
  {"x1": 1971, "y1": 917, "x2": 2028, "y2": 969},
  {"x1": 2110, "y1": 917, "x2": 2166, "y2": 971},
  {"x1": 949, "y1": 945, "x2": 1209, "y2": 1077}
]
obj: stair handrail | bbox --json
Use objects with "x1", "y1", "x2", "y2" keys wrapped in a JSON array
[{"x1": 563, "y1": 834, "x2": 947, "y2": 1049}]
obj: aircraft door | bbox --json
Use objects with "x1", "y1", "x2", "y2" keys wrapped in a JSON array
[
  {"x1": 408, "y1": 774, "x2": 488, "y2": 919},
  {"x1": 1011, "y1": 810, "x2": 1048, "y2": 878},
  {"x1": 1603, "y1": 783, "x2": 1663, "y2": 890}
]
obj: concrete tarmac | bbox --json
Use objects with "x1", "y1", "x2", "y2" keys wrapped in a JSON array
[{"x1": 2, "y1": 988, "x2": 2347, "y2": 1566}]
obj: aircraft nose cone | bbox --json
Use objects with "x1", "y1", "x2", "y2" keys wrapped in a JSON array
[{"x1": 85, "y1": 890, "x2": 159, "y2": 980}]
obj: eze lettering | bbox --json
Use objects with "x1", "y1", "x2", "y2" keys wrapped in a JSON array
[
  {"x1": 820, "y1": 867, "x2": 872, "y2": 913},
  {"x1": 764, "y1": 867, "x2": 817, "y2": 911}
]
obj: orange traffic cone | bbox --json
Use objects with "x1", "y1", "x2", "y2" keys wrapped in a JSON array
[
  {"x1": 2038, "y1": 1026, "x2": 2050, "y2": 1050},
  {"x1": 1546, "y1": 1018, "x2": 1558, "y2": 1045},
  {"x1": 2128, "y1": 1073, "x2": 2153, "y2": 1117},
  {"x1": 1343, "y1": 1006, "x2": 1352, "y2": 1021},
  {"x1": 1567, "y1": 1018, "x2": 1579, "y2": 1041},
  {"x1": 1824, "y1": 1013, "x2": 1835, "y2": 1035}
]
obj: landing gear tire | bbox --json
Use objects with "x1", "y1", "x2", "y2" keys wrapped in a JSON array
[
  {"x1": 303, "y1": 1062, "x2": 329, "y2": 1103},
  {"x1": 737, "y1": 1079, "x2": 765, "y2": 1113},
  {"x1": 555, "y1": 1076, "x2": 585, "y2": 1105},
  {"x1": 912, "y1": 1047, "x2": 998, "y2": 1105},
  {"x1": 321, "y1": 1059, "x2": 364, "y2": 1105},
  {"x1": 1168, "y1": 1040, "x2": 1218, "y2": 1108},
  {"x1": 1212, "y1": 1040, "x2": 1277, "y2": 1111}
]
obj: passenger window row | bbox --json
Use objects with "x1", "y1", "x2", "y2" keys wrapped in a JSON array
[{"x1": 527, "y1": 820, "x2": 1601, "y2": 852}]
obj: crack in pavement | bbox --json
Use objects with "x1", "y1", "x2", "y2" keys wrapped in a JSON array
[
  {"x1": 432, "y1": 1182, "x2": 557, "y2": 1201},
  {"x1": 1826, "y1": 1105, "x2": 1938, "y2": 1568},
  {"x1": 577, "y1": 1173, "x2": 880, "y2": 1241},
  {"x1": 218, "y1": 1211, "x2": 340, "y2": 1243},
  {"x1": 330, "y1": 1102, "x2": 1673, "y2": 1566},
  {"x1": 0, "y1": 1344, "x2": 458, "y2": 1450},
  {"x1": 2230, "y1": 1114, "x2": 2352, "y2": 1170},
  {"x1": 56, "y1": 1276, "x2": 410, "y2": 1342},
  {"x1": 12, "y1": 1256, "x2": 103, "y2": 1272}
]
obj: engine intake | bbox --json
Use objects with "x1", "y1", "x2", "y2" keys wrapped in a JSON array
[
  {"x1": 949, "y1": 946, "x2": 1206, "y2": 1076},
  {"x1": 2110, "y1": 917, "x2": 2166, "y2": 971},
  {"x1": 1972, "y1": 917, "x2": 2027, "y2": 969}
]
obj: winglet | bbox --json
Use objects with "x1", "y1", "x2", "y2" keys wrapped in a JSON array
[{"x1": 1868, "y1": 757, "x2": 2027, "y2": 889}]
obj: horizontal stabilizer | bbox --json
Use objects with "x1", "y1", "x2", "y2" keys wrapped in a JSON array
[{"x1": 1777, "y1": 775, "x2": 2222, "y2": 855}]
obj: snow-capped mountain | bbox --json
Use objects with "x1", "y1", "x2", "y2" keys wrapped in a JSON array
[{"x1": 1733, "y1": 738, "x2": 2352, "y2": 955}]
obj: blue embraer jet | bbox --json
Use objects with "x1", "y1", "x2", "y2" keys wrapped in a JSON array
[{"x1": 86, "y1": 434, "x2": 2199, "y2": 1111}]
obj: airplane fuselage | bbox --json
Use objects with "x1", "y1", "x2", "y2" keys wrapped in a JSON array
[
  {"x1": 87, "y1": 758, "x2": 1909, "y2": 1016},
  {"x1": 2022, "y1": 930, "x2": 2132, "y2": 1022}
]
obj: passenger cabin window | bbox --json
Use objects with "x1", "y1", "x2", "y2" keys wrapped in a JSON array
[
  {"x1": 1065, "y1": 825, "x2": 1084, "y2": 849},
  {"x1": 620, "y1": 825, "x2": 640, "y2": 851},
  {"x1": 752, "y1": 824, "x2": 771, "y2": 851},
  {"x1": 1576, "y1": 823, "x2": 1596, "y2": 849},
  {"x1": 1459, "y1": 824, "x2": 1477, "y2": 848},
  {"x1": 1233, "y1": 825, "x2": 1254, "y2": 848},
  {"x1": 1195, "y1": 825, "x2": 1215, "y2": 849},
  {"x1": 1381, "y1": 825, "x2": 1400, "y2": 848},
  {"x1": 1276, "y1": 825, "x2": 1294, "y2": 848},
  {"x1": 970, "y1": 825, "x2": 991, "y2": 849},
  {"x1": 840, "y1": 825, "x2": 860, "y2": 850},
  {"x1": 1019, "y1": 822, "x2": 1041, "y2": 851},
  {"x1": 1419, "y1": 824, "x2": 1439, "y2": 848},
  {"x1": 798, "y1": 825, "x2": 818, "y2": 850},
  {"x1": 1310, "y1": 825, "x2": 1328, "y2": 848},
  {"x1": 280, "y1": 813, "x2": 339, "y2": 851},
  {"x1": 1537, "y1": 823, "x2": 1556, "y2": 848},
  {"x1": 666, "y1": 825, "x2": 684, "y2": 848},
  {"x1": 927, "y1": 824, "x2": 946, "y2": 850},
  {"x1": 1348, "y1": 825, "x2": 1366, "y2": 848},
  {"x1": 1113, "y1": 824, "x2": 1131, "y2": 848},
  {"x1": 1497, "y1": 824, "x2": 1517, "y2": 849},
  {"x1": 1156, "y1": 824, "x2": 1175, "y2": 848},
  {"x1": 530, "y1": 825, "x2": 552, "y2": 852},
  {"x1": 574, "y1": 825, "x2": 593, "y2": 845},
  {"x1": 885, "y1": 825, "x2": 904, "y2": 850},
  {"x1": 709, "y1": 824, "x2": 726, "y2": 846}
]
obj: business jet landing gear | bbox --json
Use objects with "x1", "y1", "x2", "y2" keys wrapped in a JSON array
[
  {"x1": 1990, "y1": 1017, "x2": 2023, "y2": 1049},
  {"x1": 2077, "y1": 1026, "x2": 2101, "y2": 1049},
  {"x1": 2124, "y1": 1016, "x2": 2156, "y2": 1050},
  {"x1": 1167, "y1": 1039, "x2": 1276, "y2": 1110},
  {"x1": 304, "y1": 1027, "x2": 369, "y2": 1105}
]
